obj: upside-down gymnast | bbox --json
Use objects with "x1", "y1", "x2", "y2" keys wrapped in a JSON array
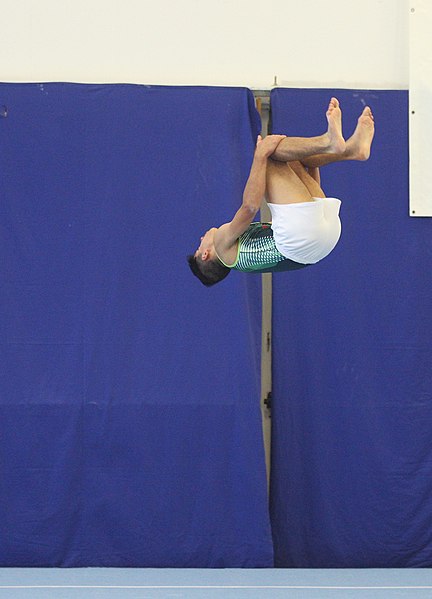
[{"x1": 187, "y1": 98, "x2": 375, "y2": 286}]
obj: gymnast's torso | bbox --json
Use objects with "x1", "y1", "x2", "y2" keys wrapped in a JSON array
[{"x1": 214, "y1": 222, "x2": 309, "y2": 274}]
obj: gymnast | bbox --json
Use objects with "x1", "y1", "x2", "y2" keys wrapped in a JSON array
[{"x1": 188, "y1": 98, "x2": 375, "y2": 286}]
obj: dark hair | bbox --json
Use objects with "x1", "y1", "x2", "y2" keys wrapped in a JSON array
[{"x1": 187, "y1": 254, "x2": 231, "y2": 286}]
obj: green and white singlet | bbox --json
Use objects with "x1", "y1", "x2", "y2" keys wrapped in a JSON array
[{"x1": 216, "y1": 223, "x2": 309, "y2": 274}]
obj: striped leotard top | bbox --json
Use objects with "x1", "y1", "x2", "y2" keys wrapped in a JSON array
[{"x1": 215, "y1": 222, "x2": 310, "y2": 274}]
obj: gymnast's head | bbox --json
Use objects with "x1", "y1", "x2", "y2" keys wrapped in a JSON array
[{"x1": 187, "y1": 227, "x2": 231, "y2": 286}]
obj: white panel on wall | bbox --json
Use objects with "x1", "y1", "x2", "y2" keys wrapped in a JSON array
[
  {"x1": 409, "y1": 1, "x2": 432, "y2": 216},
  {"x1": 0, "y1": 0, "x2": 408, "y2": 89}
]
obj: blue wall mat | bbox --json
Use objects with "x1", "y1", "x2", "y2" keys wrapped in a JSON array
[
  {"x1": 0, "y1": 84, "x2": 273, "y2": 567},
  {"x1": 269, "y1": 88, "x2": 432, "y2": 567}
]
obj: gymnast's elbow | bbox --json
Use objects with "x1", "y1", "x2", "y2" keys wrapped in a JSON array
[{"x1": 240, "y1": 202, "x2": 260, "y2": 217}]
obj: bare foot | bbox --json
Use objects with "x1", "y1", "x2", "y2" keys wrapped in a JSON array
[
  {"x1": 326, "y1": 97, "x2": 346, "y2": 154},
  {"x1": 345, "y1": 106, "x2": 375, "y2": 161}
]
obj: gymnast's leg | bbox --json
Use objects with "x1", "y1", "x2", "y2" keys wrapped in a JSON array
[
  {"x1": 273, "y1": 105, "x2": 375, "y2": 169},
  {"x1": 289, "y1": 161, "x2": 325, "y2": 198},
  {"x1": 307, "y1": 165, "x2": 321, "y2": 186},
  {"x1": 265, "y1": 159, "x2": 325, "y2": 205},
  {"x1": 264, "y1": 99, "x2": 345, "y2": 204}
]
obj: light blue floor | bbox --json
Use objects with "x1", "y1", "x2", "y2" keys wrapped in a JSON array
[{"x1": 1, "y1": 569, "x2": 432, "y2": 599}]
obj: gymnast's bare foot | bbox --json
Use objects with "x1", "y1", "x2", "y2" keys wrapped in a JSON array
[
  {"x1": 326, "y1": 97, "x2": 346, "y2": 154},
  {"x1": 346, "y1": 106, "x2": 375, "y2": 161}
]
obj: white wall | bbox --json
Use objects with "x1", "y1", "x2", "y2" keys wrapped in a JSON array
[{"x1": 0, "y1": 0, "x2": 408, "y2": 89}]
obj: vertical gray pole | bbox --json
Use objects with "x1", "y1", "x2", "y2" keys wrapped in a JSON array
[{"x1": 254, "y1": 91, "x2": 272, "y2": 494}]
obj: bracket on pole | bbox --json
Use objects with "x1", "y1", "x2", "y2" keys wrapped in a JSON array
[{"x1": 252, "y1": 89, "x2": 272, "y2": 136}]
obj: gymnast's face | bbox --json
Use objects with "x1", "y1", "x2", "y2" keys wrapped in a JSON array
[{"x1": 195, "y1": 227, "x2": 217, "y2": 261}]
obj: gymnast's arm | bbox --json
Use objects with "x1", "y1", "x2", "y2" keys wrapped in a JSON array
[{"x1": 215, "y1": 135, "x2": 286, "y2": 250}]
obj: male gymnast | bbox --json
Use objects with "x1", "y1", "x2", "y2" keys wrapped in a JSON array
[{"x1": 188, "y1": 98, "x2": 375, "y2": 286}]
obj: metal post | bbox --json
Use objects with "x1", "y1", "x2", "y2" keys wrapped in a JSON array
[{"x1": 253, "y1": 90, "x2": 273, "y2": 494}]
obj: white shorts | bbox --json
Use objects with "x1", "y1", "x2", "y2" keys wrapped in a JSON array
[{"x1": 267, "y1": 198, "x2": 342, "y2": 264}]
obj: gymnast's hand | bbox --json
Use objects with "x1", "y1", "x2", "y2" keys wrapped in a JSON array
[{"x1": 255, "y1": 134, "x2": 286, "y2": 159}]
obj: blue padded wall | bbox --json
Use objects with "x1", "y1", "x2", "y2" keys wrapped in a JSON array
[
  {"x1": 0, "y1": 84, "x2": 273, "y2": 567},
  {"x1": 269, "y1": 88, "x2": 432, "y2": 567}
]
